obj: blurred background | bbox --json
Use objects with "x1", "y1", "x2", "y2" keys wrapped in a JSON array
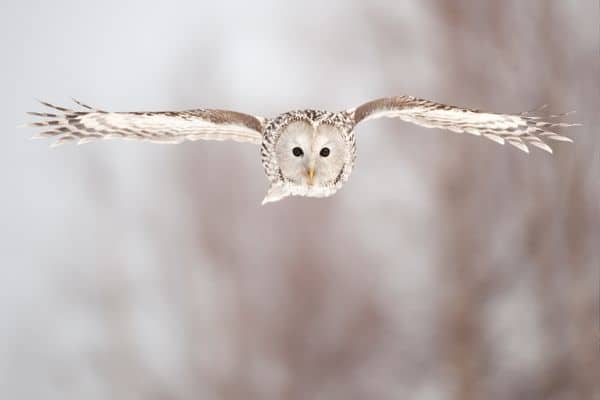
[{"x1": 2, "y1": 1, "x2": 599, "y2": 399}]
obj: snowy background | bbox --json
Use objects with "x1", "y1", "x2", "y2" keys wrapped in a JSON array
[{"x1": 1, "y1": 1, "x2": 599, "y2": 399}]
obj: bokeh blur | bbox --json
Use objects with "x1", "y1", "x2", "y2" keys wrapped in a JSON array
[{"x1": 2, "y1": 1, "x2": 599, "y2": 399}]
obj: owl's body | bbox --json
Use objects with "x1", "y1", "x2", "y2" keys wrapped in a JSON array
[{"x1": 25, "y1": 96, "x2": 579, "y2": 204}]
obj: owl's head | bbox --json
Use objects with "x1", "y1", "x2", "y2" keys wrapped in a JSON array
[{"x1": 261, "y1": 111, "x2": 355, "y2": 204}]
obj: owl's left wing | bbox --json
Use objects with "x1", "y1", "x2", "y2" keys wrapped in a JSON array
[
  {"x1": 348, "y1": 96, "x2": 579, "y2": 153},
  {"x1": 25, "y1": 100, "x2": 265, "y2": 146}
]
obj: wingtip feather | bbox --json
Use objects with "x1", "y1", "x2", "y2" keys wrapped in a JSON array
[
  {"x1": 529, "y1": 141, "x2": 553, "y2": 154},
  {"x1": 547, "y1": 135, "x2": 574, "y2": 143},
  {"x1": 508, "y1": 140, "x2": 530, "y2": 153},
  {"x1": 36, "y1": 99, "x2": 73, "y2": 112}
]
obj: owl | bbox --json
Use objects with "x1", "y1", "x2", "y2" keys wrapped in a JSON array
[{"x1": 25, "y1": 97, "x2": 578, "y2": 204}]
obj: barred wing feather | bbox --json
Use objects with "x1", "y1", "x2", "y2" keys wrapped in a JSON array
[
  {"x1": 26, "y1": 100, "x2": 265, "y2": 146},
  {"x1": 350, "y1": 96, "x2": 579, "y2": 153}
]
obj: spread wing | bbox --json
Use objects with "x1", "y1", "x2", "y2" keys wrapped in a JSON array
[
  {"x1": 24, "y1": 100, "x2": 265, "y2": 146},
  {"x1": 349, "y1": 96, "x2": 579, "y2": 153}
]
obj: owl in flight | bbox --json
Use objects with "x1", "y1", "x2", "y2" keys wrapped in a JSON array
[{"x1": 25, "y1": 97, "x2": 578, "y2": 204}]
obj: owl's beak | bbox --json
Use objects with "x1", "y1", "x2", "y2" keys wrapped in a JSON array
[{"x1": 306, "y1": 167, "x2": 315, "y2": 185}]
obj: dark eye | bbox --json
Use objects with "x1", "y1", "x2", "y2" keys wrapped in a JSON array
[
  {"x1": 292, "y1": 147, "x2": 304, "y2": 157},
  {"x1": 319, "y1": 147, "x2": 330, "y2": 157}
]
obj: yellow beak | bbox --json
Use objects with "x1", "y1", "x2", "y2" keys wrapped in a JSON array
[{"x1": 307, "y1": 167, "x2": 315, "y2": 184}]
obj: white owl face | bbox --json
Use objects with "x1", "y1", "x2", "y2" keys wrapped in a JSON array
[
  {"x1": 275, "y1": 120, "x2": 347, "y2": 186},
  {"x1": 261, "y1": 118, "x2": 353, "y2": 204},
  {"x1": 260, "y1": 110, "x2": 357, "y2": 204}
]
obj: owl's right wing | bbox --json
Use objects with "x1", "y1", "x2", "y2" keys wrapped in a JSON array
[
  {"x1": 25, "y1": 100, "x2": 265, "y2": 146},
  {"x1": 348, "y1": 96, "x2": 578, "y2": 153}
]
